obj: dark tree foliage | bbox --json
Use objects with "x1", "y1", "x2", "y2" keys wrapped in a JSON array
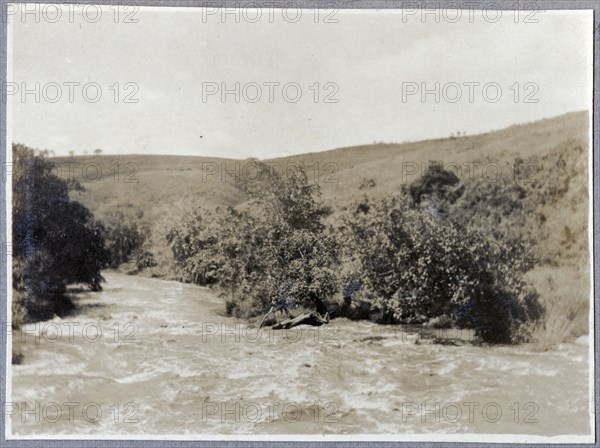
[
  {"x1": 12, "y1": 144, "x2": 110, "y2": 322},
  {"x1": 407, "y1": 162, "x2": 463, "y2": 206}
]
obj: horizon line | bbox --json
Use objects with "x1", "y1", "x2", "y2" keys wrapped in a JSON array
[{"x1": 24, "y1": 109, "x2": 588, "y2": 161}]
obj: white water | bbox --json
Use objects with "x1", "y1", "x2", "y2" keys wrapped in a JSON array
[{"x1": 10, "y1": 272, "x2": 591, "y2": 437}]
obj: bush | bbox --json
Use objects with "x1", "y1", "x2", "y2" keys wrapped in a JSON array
[
  {"x1": 342, "y1": 185, "x2": 543, "y2": 343},
  {"x1": 120, "y1": 248, "x2": 158, "y2": 275},
  {"x1": 168, "y1": 162, "x2": 339, "y2": 318},
  {"x1": 100, "y1": 212, "x2": 151, "y2": 269}
]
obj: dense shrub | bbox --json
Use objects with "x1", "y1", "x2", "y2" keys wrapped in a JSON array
[
  {"x1": 341, "y1": 168, "x2": 543, "y2": 343},
  {"x1": 168, "y1": 162, "x2": 339, "y2": 318},
  {"x1": 12, "y1": 144, "x2": 110, "y2": 323}
]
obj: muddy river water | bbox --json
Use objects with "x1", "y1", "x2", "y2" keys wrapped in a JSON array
[{"x1": 10, "y1": 272, "x2": 592, "y2": 438}]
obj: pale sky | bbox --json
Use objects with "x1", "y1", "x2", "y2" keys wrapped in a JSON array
[{"x1": 8, "y1": 6, "x2": 593, "y2": 158}]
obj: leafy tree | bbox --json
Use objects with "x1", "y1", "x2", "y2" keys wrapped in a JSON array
[
  {"x1": 407, "y1": 162, "x2": 462, "y2": 206},
  {"x1": 12, "y1": 144, "x2": 110, "y2": 322},
  {"x1": 168, "y1": 162, "x2": 339, "y2": 318},
  {"x1": 343, "y1": 169, "x2": 543, "y2": 343}
]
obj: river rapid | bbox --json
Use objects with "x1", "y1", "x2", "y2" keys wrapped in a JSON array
[{"x1": 10, "y1": 271, "x2": 591, "y2": 438}]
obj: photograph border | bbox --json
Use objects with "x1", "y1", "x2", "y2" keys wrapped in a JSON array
[{"x1": 0, "y1": 0, "x2": 597, "y2": 446}]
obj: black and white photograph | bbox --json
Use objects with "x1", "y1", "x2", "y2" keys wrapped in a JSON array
[{"x1": 2, "y1": 2, "x2": 595, "y2": 443}]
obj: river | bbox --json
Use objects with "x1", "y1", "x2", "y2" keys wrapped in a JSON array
[{"x1": 9, "y1": 272, "x2": 591, "y2": 439}]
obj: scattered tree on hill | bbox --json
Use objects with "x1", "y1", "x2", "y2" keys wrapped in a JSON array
[{"x1": 407, "y1": 161, "x2": 463, "y2": 206}]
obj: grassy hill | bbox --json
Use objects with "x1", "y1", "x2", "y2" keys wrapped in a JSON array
[
  {"x1": 54, "y1": 110, "x2": 588, "y2": 216},
  {"x1": 50, "y1": 110, "x2": 590, "y2": 345}
]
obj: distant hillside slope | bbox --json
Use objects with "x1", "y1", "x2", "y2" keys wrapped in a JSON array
[
  {"x1": 272, "y1": 110, "x2": 588, "y2": 207},
  {"x1": 51, "y1": 154, "x2": 248, "y2": 218},
  {"x1": 54, "y1": 111, "x2": 588, "y2": 215},
  {"x1": 50, "y1": 110, "x2": 589, "y2": 277}
]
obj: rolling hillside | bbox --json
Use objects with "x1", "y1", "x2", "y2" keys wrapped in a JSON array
[{"x1": 54, "y1": 110, "x2": 588, "y2": 218}]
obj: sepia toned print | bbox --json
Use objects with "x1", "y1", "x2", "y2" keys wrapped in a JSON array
[{"x1": 4, "y1": 4, "x2": 594, "y2": 442}]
